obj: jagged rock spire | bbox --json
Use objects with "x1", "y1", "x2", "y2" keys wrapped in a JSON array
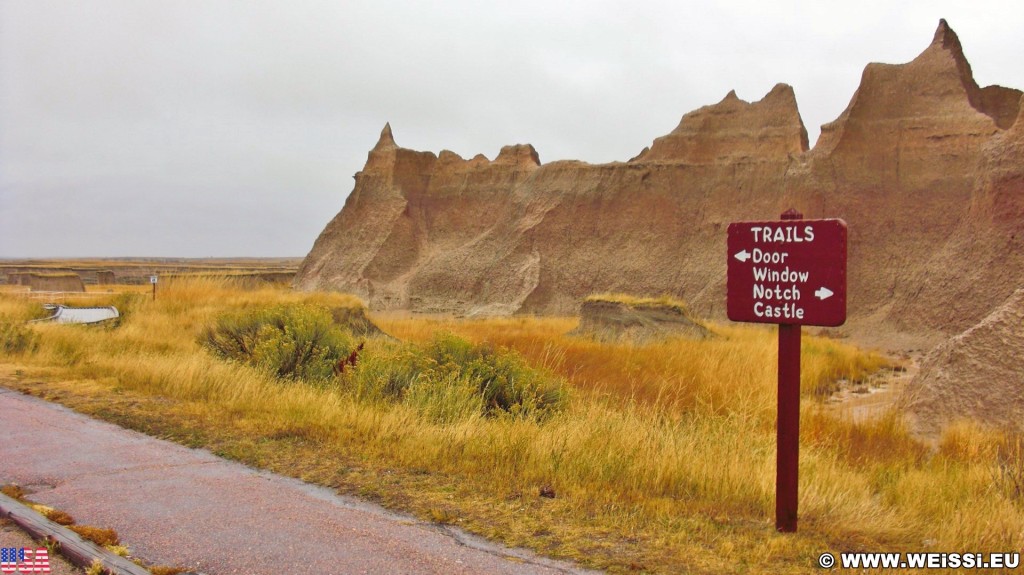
[
  {"x1": 927, "y1": 19, "x2": 974, "y2": 87},
  {"x1": 373, "y1": 122, "x2": 397, "y2": 151},
  {"x1": 931, "y1": 18, "x2": 961, "y2": 50},
  {"x1": 921, "y1": 18, "x2": 1021, "y2": 128},
  {"x1": 641, "y1": 83, "x2": 807, "y2": 162}
]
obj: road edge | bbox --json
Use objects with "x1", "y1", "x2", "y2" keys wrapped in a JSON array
[{"x1": 0, "y1": 492, "x2": 153, "y2": 575}]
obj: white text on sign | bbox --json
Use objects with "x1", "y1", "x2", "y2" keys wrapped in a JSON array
[
  {"x1": 727, "y1": 218, "x2": 847, "y2": 327},
  {"x1": 746, "y1": 226, "x2": 818, "y2": 320},
  {"x1": 750, "y1": 225, "x2": 816, "y2": 243}
]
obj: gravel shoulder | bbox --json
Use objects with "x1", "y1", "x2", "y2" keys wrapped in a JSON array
[{"x1": 0, "y1": 518, "x2": 82, "y2": 575}]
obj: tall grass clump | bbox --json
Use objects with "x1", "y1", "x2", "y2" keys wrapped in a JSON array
[
  {"x1": 107, "y1": 292, "x2": 147, "y2": 325},
  {"x1": 201, "y1": 304, "x2": 354, "y2": 383},
  {"x1": 345, "y1": 342, "x2": 423, "y2": 402},
  {"x1": 993, "y1": 432, "x2": 1024, "y2": 504},
  {"x1": 0, "y1": 317, "x2": 38, "y2": 355}
]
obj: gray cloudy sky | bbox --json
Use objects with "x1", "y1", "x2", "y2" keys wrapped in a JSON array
[{"x1": 2, "y1": 1, "x2": 1022, "y2": 258}]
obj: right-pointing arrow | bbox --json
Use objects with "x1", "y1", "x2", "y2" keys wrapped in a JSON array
[
  {"x1": 815, "y1": 287, "x2": 834, "y2": 300},
  {"x1": 734, "y1": 250, "x2": 751, "y2": 263}
]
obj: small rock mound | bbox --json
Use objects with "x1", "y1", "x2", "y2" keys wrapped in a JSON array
[
  {"x1": 571, "y1": 295, "x2": 712, "y2": 343},
  {"x1": 903, "y1": 288, "x2": 1024, "y2": 437},
  {"x1": 493, "y1": 144, "x2": 541, "y2": 167},
  {"x1": 21, "y1": 273, "x2": 86, "y2": 292}
]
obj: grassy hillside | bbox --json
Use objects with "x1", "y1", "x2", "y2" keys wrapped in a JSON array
[{"x1": 1, "y1": 278, "x2": 1020, "y2": 573}]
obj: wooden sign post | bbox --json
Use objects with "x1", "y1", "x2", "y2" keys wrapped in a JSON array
[{"x1": 726, "y1": 209, "x2": 848, "y2": 532}]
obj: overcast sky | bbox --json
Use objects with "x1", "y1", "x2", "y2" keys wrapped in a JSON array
[{"x1": 2, "y1": 1, "x2": 1022, "y2": 258}]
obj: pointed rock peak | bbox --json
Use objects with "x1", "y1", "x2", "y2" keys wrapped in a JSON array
[
  {"x1": 438, "y1": 149, "x2": 465, "y2": 162},
  {"x1": 931, "y1": 19, "x2": 961, "y2": 50},
  {"x1": 628, "y1": 146, "x2": 651, "y2": 163},
  {"x1": 765, "y1": 83, "x2": 796, "y2": 101},
  {"x1": 722, "y1": 89, "x2": 739, "y2": 102},
  {"x1": 373, "y1": 122, "x2": 397, "y2": 151}
]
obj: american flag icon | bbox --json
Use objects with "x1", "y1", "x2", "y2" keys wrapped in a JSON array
[{"x1": 0, "y1": 547, "x2": 51, "y2": 574}]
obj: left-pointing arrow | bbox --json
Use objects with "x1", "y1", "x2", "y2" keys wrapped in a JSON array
[
  {"x1": 814, "y1": 287, "x2": 834, "y2": 300},
  {"x1": 734, "y1": 250, "x2": 751, "y2": 262}
]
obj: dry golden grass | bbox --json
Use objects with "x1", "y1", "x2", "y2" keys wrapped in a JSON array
[
  {"x1": 43, "y1": 508, "x2": 76, "y2": 526},
  {"x1": 583, "y1": 292, "x2": 696, "y2": 313},
  {"x1": 1, "y1": 484, "x2": 26, "y2": 500},
  {"x1": 1, "y1": 278, "x2": 1021, "y2": 573},
  {"x1": 68, "y1": 525, "x2": 120, "y2": 547},
  {"x1": 374, "y1": 314, "x2": 886, "y2": 410}
]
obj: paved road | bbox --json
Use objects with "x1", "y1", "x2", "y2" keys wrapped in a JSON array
[{"x1": 0, "y1": 388, "x2": 595, "y2": 575}]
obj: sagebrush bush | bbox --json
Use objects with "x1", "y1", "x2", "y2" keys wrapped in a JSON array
[
  {"x1": 0, "y1": 318, "x2": 38, "y2": 355},
  {"x1": 421, "y1": 334, "x2": 567, "y2": 417},
  {"x1": 202, "y1": 304, "x2": 354, "y2": 382},
  {"x1": 348, "y1": 333, "x2": 567, "y2": 420}
]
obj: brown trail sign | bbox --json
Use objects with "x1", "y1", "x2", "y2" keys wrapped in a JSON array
[
  {"x1": 726, "y1": 210, "x2": 848, "y2": 532},
  {"x1": 727, "y1": 217, "x2": 847, "y2": 326}
]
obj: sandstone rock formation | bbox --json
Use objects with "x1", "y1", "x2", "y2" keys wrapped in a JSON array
[
  {"x1": 296, "y1": 21, "x2": 1022, "y2": 347},
  {"x1": 903, "y1": 289, "x2": 1024, "y2": 436},
  {"x1": 786, "y1": 20, "x2": 1022, "y2": 342}
]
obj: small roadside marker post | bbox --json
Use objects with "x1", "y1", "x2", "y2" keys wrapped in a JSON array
[
  {"x1": 726, "y1": 209, "x2": 848, "y2": 532},
  {"x1": 150, "y1": 275, "x2": 158, "y2": 302}
]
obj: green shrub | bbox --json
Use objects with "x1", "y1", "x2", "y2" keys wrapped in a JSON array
[
  {"x1": 0, "y1": 318, "x2": 38, "y2": 355},
  {"x1": 202, "y1": 304, "x2": 355, "y2": 382},
  {"x1": 422, "y1": 333, "x2": 567, "y2": 417},
  {"x1": 347, "y1": 333, "x2": 566, "y2": 420}
]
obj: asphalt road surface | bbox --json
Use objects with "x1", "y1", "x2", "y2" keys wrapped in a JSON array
[{"x1": 0, "y1": 388, "x2": 596, "y2": 575}]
